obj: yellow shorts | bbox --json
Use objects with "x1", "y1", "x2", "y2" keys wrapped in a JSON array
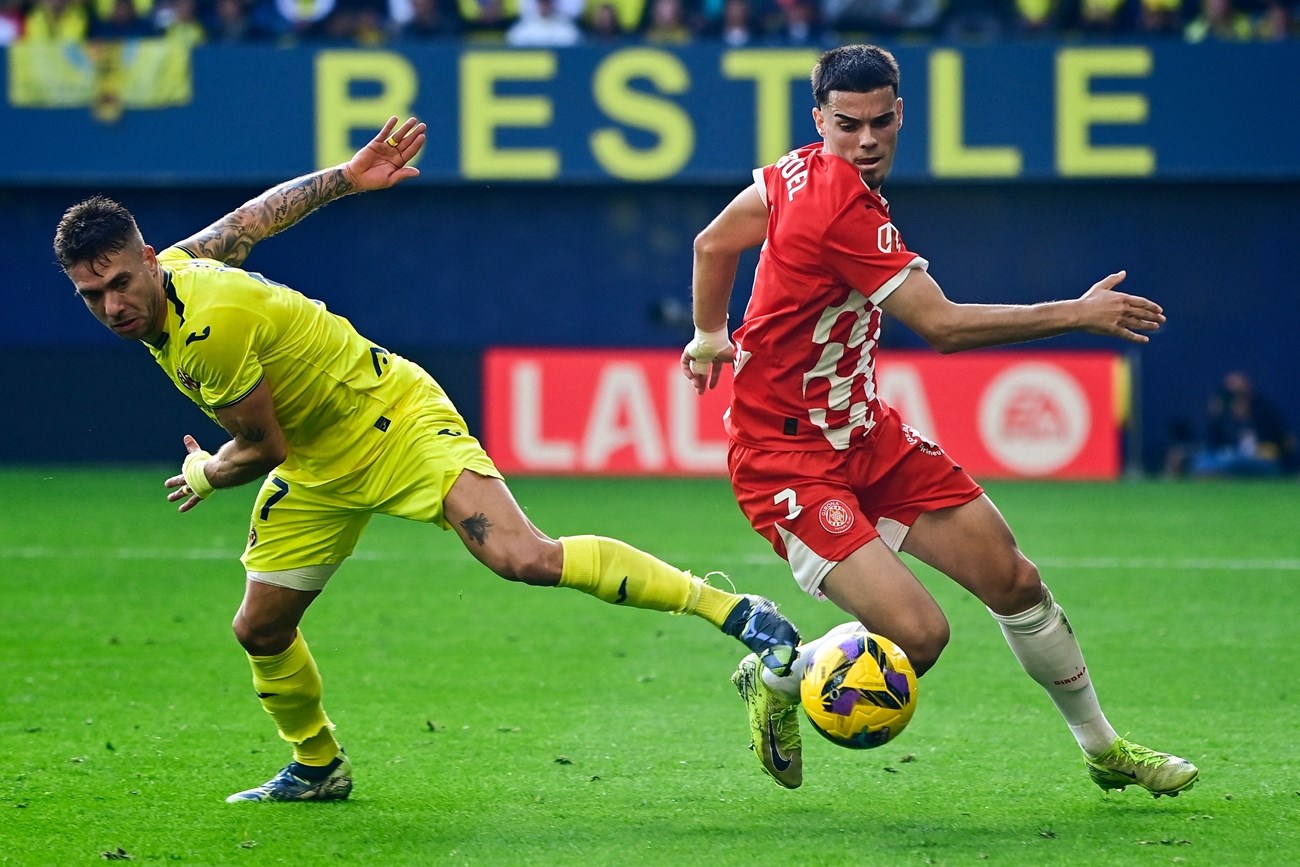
[{"x1": 240, "y1": 379, "x2": 501, "y2": 577}]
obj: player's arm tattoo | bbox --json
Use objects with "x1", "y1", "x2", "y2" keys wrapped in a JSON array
[
  {"x1": 178, "y1": 167, "x2": 356, "y2": 267},
  {"x1": 218, "y1": 415, "x2": 268, "y2": 445},
  {"x1": 460, "y1": 513, "x2": 492, "y2": 545}
]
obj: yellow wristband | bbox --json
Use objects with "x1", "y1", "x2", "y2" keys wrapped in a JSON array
[{"x1": 182, "y1": 450, "x2": 216, "y2": 499}]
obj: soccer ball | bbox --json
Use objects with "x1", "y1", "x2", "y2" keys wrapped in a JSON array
[{"x1": 799, "y1": 628, "x2": 918, "y2": 750}]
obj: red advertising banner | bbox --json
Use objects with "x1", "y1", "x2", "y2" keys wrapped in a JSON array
[{"x1": 483, "y1": 349, "x2": 1125, "y2": 479}]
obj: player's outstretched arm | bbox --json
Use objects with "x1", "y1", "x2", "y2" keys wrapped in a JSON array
[
  {"x1": 174, "y1": 117, "x2": 427, "y2": 267},
  {"x1": 882, "y1": 268, "x2": 1166, "y2": 354}
]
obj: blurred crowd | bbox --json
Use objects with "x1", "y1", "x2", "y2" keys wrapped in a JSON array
[
  {"x1": 1164, "y1": 371, "x2": 1297, "y2": 478},
  {"x1": 1, "y1": 0, "x2": 1295, "y2": 47}
]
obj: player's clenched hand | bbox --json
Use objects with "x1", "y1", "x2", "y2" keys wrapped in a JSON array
[
  {"x1": 681, "y1": 326, "x2": 735, "y2": 394},
  {"x1": 342, "y1": 116, "x2": 426, "y2": 192},
  {"x1": 165, "y1": 434, "x2": 213, "y2": 513},
  {"x1": 1077, "y1": 270, "x2": 1166, "y2": 343}
]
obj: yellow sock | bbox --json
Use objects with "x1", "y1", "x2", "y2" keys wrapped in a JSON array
[
  {"x1": 693, "y1": 578, "x2": 743, "y2": 628},
  {"x1": 295, "y1": 728, "x2": 339, "y2": 768},
  {"x1": 247, "y1": 630, "x2": 339, "y2": 767},
  {"x1": 557, "y1": 535, "x2": 742, "y2": 628}
]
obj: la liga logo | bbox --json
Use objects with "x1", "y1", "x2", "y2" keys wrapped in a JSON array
[{"x1": 819, "y1": 499, "x2": 854, "y2": 535}]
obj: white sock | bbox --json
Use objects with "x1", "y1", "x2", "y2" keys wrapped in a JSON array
[
  {"x1": 990, "y1": 585, "x2": 1118, "y2": 757},
  {"x1": 760, "y1": 620, "x2": 862, "y2": 698}
]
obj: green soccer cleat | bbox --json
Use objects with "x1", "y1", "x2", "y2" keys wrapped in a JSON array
[
  {"x1": 226, "y1": 750, "x2": 353, "y2": 803},
  {"x1": 1086, "y1": 738, "x2": 1198, "y2": 798},
  {"x1": 721, "y1": 595, "x2": 801, "y2": 677},
  {"x1": 732, "y1": 653, "x2": 802, "y2": 789}
]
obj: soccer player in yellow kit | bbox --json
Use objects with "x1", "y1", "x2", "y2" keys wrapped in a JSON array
[{"x1": 55, "y1": 117, "x2": 800, "y2": 803}]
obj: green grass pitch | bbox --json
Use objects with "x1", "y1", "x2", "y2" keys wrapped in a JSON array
[{"x1": 2, "y1": 469, "x2": 1297, "y2": 865}]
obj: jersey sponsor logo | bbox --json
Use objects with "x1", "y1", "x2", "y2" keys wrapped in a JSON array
[
  {"x1": 877, "y1": 222, "x2": 903, "y2": 253},
  {"x1": 176, "y1": 368, "x2": 200, "y2": 391},
  {"x1": 185, "y1": 326, "x2": 211, "y2": 345},
  {"x1": 901, "y1": 423, "x2": 944, "y2": 457},
  {"x1": 818, "y1": 499, "x2": 854, "y2": 535}
]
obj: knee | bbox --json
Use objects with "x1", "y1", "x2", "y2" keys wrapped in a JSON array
[
  {"x1": 491, "y1": 538, "x2": 563, "y2": 586},
  {"x1": 983, "y1": 556, "x2": 1045, "y2": 616},
  {"x1": 898, "y1": 620, "x2": 949, "y2": 678},
  {"x1": 232, "y1": 613, "x2": 295, "y2": 657},
  {"x1": 872, "y1": 611, "x2": 948, "y2": 678}
]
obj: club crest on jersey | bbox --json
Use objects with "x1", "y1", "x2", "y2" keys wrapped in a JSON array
[
  {"x1": 901, "y1": 424, "x2": 944, "y2": 456},
  {"x1": 819, "y1": 499, "x2": 855, "y2": 535},
  {"x1": 247, "y1": 525, "x2": 258, "y2": 548},
  {"x1": 176, "y1": 368, "x2": 200, "y2": 391}
]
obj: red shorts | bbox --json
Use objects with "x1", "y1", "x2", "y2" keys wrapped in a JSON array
[{"x1": 728, "y1": 406, "x2": 982, "y2": 597}]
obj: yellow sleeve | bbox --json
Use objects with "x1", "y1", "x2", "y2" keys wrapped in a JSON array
[{"x1": 156, "y1": 245, "x2": 196, "y2": 265}]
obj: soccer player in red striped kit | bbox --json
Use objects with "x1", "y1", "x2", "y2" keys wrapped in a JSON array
[{"x1": 682, "y1": 44, "x2": 1197, "y2": 796}]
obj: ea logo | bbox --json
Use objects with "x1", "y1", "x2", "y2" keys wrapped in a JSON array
[
  {"x1": 819, "y1": 499, "x2": 855, "y2": 535},
  {"x1": 978, "y1": 363, "x2": 1089, "y2": 475}
]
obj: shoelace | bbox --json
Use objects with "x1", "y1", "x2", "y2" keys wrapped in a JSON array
[
  {"x1": 701, "y1": 570, "x2": 737, "y2": 593},
  {"x1": 767, "y1": 696, "x2": 799, "y2": 729},
  {"x1": 1119, "y1": 744, "x2": 1168, "y2": 768},
  {"x1": 1097, "y1": 740, "x2": 1166, "y2": 768}
]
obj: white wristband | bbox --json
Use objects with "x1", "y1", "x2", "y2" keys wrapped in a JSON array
[
  {"x1": 691, "y1": 325, "x2": 730, "y2": 353},
  {"x1": 685, "y1": 325, "x2": 731, "y2": 374},
  {"x1": 182, "y1": 450, "x2": 216, "y2": 499}
]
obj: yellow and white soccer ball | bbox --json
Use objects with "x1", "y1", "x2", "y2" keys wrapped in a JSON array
[{"x1": 799, "y1": 628, "x2": 918, "y2": 750}]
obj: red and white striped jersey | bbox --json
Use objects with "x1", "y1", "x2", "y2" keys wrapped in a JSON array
[{"x1": 726, "y1": 142, "x2": 929, "y2": 452}]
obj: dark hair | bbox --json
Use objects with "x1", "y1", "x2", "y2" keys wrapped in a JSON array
[
  {"x1": 53, "y1": 195, "x2": 143, "y2": 270},
  {"x1": 811, "y1": 44, "x2": 901, "y2": 107}
]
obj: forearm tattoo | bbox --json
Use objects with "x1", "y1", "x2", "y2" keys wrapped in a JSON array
[
  {"x1": 460, "y1": 513, "x2": 492, "y2": 545},
  {"x1": 182, "y1": 168, "x2": 354, "y2": 266}
]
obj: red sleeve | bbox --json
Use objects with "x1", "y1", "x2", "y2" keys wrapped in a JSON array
[{"x1": 822, "y1": 197, "x2": 927, "y2": 304}]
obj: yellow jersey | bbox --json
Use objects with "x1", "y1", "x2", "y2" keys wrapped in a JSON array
[{"x1": 149, "y1": 246, "x2": 426, "y2": 480}]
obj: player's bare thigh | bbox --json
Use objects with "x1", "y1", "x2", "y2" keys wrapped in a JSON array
[
  {"x1": 443, "y1": 470, "x2": 563, "y2": 585},
  {"x1": 901, "y1": 494, "x2": 1043, "y2": 616},
  {"x1": 819, "y1": 537, "x2": 949, "y2": 676}
]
